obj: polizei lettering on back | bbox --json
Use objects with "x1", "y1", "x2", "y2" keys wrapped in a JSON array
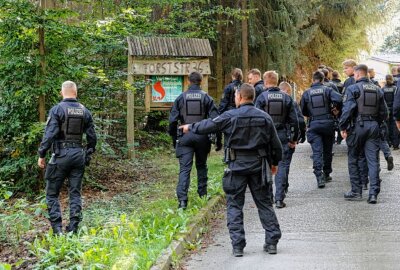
[
  {"x1": 268, "y1": 93, "x2": 283, "y2": 99},
  {"x1": 310, "y1": 88, "x2": 324, "y2": 95},
  {"x1": 362, "y1": 84, "x2": 378, "y2": 91},
  {"x1": 67, "y1": 107, "x2": 84, "y2": 116},
  {"x1": 186, "y1": 93, "x2": 202, "y2": 99}
]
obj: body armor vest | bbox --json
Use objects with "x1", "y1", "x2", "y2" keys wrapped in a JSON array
[
  {"x1": 383, "y1": 85, "x2": 397, "y2": 108},
  {"x1": 181, "y1": 91, "x2": 207, "y2": 124},
  {"x1": 229, "y1": 116, "x2": 269, "y2": 150},
  {"x1": 356, "y1": 83, "x2": 379, "y2": 116},
  {"x1": 59, "y1": 102, "x2": 85, "y2": 142},
  {"x1": 307, "y1": 87, "x2": 331, "y2": 117},
  {"x1": 261, "y1": 91, "x2": 287, "y2": 128}
]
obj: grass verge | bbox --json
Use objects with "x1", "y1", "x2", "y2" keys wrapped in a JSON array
[{"x1": 23, "y1": 150, "x2": 224, "y2": 269}]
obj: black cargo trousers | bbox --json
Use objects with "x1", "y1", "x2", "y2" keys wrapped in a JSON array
[{"x1": 45, "y1": 147, "x2": 85, "y2": 229}]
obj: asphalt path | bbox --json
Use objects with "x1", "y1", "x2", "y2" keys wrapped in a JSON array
[{"x1": 184, "y1": 143, "x2": 400, "y2": 270}]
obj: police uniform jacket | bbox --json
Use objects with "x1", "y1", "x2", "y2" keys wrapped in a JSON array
[
  {"x1": 254, "y1": 80, "x2": 265, "y2": 101},
  {"x1": 189, "y1": 102, "x2": 283, "y2": 174},
  {"x1": 324, "y1": 78, "x2": 339, "y2": 93},
  {"x1": 339, "y1": 77, "x2": 387, "y2": 131},
  {"x1": 168, "y1": 84, "x2": 219, "y2": 140},
  {"x1": 300, "y1": 82, "x2": 342, "y2": 122},
  {"x1": 218, "y1": 79, "x2": 242, "y2": 114},
  {"x1": 38, "y1": 98, "x2": 97, "y2": 158},
  {"x1": 343, "y1": 75, "x2": 356, "y2": 93},
  {"x1": 255, "y1": 87, "x2": 299, "y2": 141},
  {"x1": 331, "y1": 78, "x2": 344, "y2": 94}
]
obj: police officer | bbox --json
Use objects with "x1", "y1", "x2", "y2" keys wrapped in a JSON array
[
  {"x1": 218, "y1": 68, "x2": 243, "y2": 114},
  {"x1": 342, "y1": 59, "x2": 358, "y2": 92},
  {"x1": 279, "y1": 82, "x2": 306, "y2": 192},
  {"x1": 331, "y1": 70, "x2": 344, "y2": 94},
  {"x1": 247, "y1": 68, "x2": 265, "y2": 100},
  {"x1": 339, "y1": 64, "x2": 387, "y2": 204},
  {"x1": 368, "y1": 68, "x2": 381, "y2": 88},
  {"x1": 300, "y1": 71, "x2": 342, "y2": 188},
  {"x1": 377, "y1": 75, "x2": 394, "y2": 170},
  {"x1": 180, "y1": 83, "x2": 282, "y2": 257},
  {"x1": 168, "y1": 72, "x2": 219, "y2": 209},
  {"x1": 255, "y1": 71, "x2": 299, "y2": 208},
  {"x1": 38, "y1": 81, "x2": 97, "y2": 234},
  {"x1": 397, "y1": 66, "x2": 400, "y2": 90},
  {"x1": 321, "y1": 68, "x2": 339, "y2": 93},
  {"x1": 392, "y1": 66, "x2": 400, "y2": 87}
]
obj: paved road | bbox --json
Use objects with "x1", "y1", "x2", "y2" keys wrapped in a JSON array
[{"x1": 184, "y1": 143, "x2": 400, "y2": 270}]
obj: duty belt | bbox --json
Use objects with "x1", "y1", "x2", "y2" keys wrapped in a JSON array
[
  {"x1": 358, "y1": 115, "x2": 377, "y2": 121},
  {"x1": 311, "y1": 114, "x2": 333, "y2": 121},
  {"x1": 58, "y1": 142, "x2": 83, "y2": 149},
  {"x1": 234, "y1": 150, "x2": 259, "y2": 156}
]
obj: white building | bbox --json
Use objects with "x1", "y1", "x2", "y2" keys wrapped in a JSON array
[{"x1": 362, "y1": 54, "x2": 400, "y2": 82}]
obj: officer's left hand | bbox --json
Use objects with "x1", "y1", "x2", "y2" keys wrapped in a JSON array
[
  {"x1": 38, "y1": 157, "x2": 46, "y2": 169},
  {"x1": 179, "y1": 124, "x2": 190, "y2": 134}
]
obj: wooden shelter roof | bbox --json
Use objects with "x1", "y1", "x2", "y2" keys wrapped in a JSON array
[{"x1": 127, "y1": 37, "x2": 213, "y2": 57}]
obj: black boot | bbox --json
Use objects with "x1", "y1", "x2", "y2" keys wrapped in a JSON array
[
  {"x1": 386, "y1": 156, "x2": 394, "y2": 171},
  {"x1": 178, "y1": 200, "x2": 187, "y2": 209},
  {"x1": 317, "y1": 175, "x2": 325, "y2": 188},
  {"x1": 51, "y1": 225, "x2": 63, "y2": 235},
  {"x1": 323, "y1": 173, "x2": 332, "y2": 182},
  {"x1": 66, "y1": 219, "x2": 80, "y2": 234}
]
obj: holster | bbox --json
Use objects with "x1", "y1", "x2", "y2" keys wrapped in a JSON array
[{"x1": 258, "y1": 149, "x2": 272, "y2": 186}]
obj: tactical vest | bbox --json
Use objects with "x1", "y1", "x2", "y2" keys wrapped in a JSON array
[
  {"x1": 229, "y1": 116, "x2": 269, "y2": 150},
  {"x1": 181, "y1": 91, "x2": 207, "y2": 124},
  {"x1": 59, "y1": 102, "x2": 85, "y2": 142},
  {"x1": 228, "y1": 82, "x2": 242, "y2": 109},
  {"x1": 307, "y1": 87, "x2": 331, "y2": 117},
  {"x1": 356, "y1": 83, "x2": 379, "y2": 116},
  {"x1": 261, "y1": 91, "x2": 287, "y2": 128},
  {"x1": 383, "y1": 85, "x2": 397, "y2": 108}
]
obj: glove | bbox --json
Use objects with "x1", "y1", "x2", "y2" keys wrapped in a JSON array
[
  {"x1": 85, "y1": 148, "x2": 94, "y2": 166},
  {"x1": 215, "y1": 132, "x2": 222, "y2": 151}
]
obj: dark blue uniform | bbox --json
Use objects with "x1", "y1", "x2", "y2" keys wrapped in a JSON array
[
  {"x1": 331, "y1": 78, "x2": 344, "y2": 94},
  {"x1": 218, "y1": 79, "x2": 242, "y2": 114},
  {"x1": 324, "y1": 78, "x2": 339, "y2": 93},
  {"x1": 169, "y1": 85, "x2": 219, "y2": 203},
  {"x1": 255, "y1": 87, "x2": 299, "y2": 204},
  {"x1": 254, "y1": 80, "x2": 265, "y2": 100},
  {"x1": 300, "y1": 82, "x2": 342, "y2": 187},
  {"x1": 285, "y1": 102, "x2": 306, "y2": 189},
  {"x1": 384, "y1": 83, "x2": 399, "y2": 148},
  {"x1": 190, "y1": 102, "x2": 282, "y2": 252},
  {"x1": 38, "y1": 98, "x2": 97, "y2": 233},
  {"x1": 339, "y1": 77, "x2": 387, "y2": 199}
]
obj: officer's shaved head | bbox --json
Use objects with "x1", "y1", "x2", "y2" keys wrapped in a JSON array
[
  {"x1": 189, "y1": 71, "x2": 203, "y2": 85},
  {"x1": 263, "y1": 71, "x2": 279, "y2": 86},
  {"x1": 332, "y1": 70, "x2": 340, "y2": 79},
  {"x1": 236, "y1": 83, "x2": 255, "y2": 101},
  {"x1": 354, "y1": 64, "x2": 368, "y2": 76},
  {"x1": 61, "y1": 81, "x2": 77, "y2": 97},
  {"x1": 312, "y1": 71, "x2": 324, "y2": 82}
]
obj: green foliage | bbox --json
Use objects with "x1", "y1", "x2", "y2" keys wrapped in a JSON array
[
  {"x1": 381, "y1": 26, "x2": 400, "y2": 53},
  {"x1": 0, "y1": 196, "x2": 47, "y2": 246},
  {"x1": 28, "y1": 153, "x2": 224, "y2": 269}
]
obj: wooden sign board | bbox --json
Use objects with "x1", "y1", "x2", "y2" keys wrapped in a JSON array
[{"x1": 129, "y1": 58, "x2": 211, "y2": 76}]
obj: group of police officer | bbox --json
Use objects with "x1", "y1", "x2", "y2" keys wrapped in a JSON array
[
  {"x1": 169, "y1": 62, "x2": 400, "y2": 257},
  {"x1": 37, "y1": 62, "x2": 400, "y2": 257}
]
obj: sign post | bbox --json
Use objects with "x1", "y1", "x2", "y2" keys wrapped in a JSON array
[{"x1": 126, "y1": 37, "x2": 213, "y2": 158}]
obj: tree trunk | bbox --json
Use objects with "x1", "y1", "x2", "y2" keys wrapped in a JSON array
[
  {"x1": 38, "y1": 0, "x2": 47, "y2": 122},
  {"x1": 216, "y1": 0, "x2": 224, "y2": 101},
  {"x1": 241, "y1": 0, "x2": 249, "y2": 77}
]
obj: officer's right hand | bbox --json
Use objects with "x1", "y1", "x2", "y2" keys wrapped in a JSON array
[
  {"x1": 179, "y1": 124, "x2": 190, "y2": 134},
  {"x1": 38, "y1": 157, "x2": 46, "y2": 169},
  {"x1": 396, "y1": 121, "x2": 400, "y2": 131}
]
